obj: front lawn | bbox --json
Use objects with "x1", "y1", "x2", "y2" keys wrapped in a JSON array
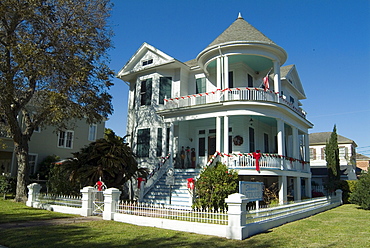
[{"x1": 0, "y1": 200, "x2": 369, "y2": 247}]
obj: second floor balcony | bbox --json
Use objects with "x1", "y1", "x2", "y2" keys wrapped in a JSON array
[
  {"x1": 210, "y1": 152, "x2": 310, "y2": 174},
  {"x1": 163, "y1": 87, "x2": 307, "y2": 118}
]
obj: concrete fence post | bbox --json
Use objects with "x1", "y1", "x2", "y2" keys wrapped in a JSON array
[
  {"x1": 26, "y1": 183, "x2": 41, "y2": 208},
  {"x1": 138, "y1": 181, "x2": 145, "y2": 202},
  {"x1": 103, "y1": 188, "x2": 121, "y2": 220},
  {"x1": 225, "y1": 193, "x2": 249, "y2": 240},
  {"x1": 335, "y1": 189, "x2": 343, "y2": 205},
  {"x1": 80, "y1": 186, "x2": 95, "y2": 217}
]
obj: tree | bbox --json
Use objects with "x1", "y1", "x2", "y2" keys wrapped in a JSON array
[
  {"x1": 325, "y1": 125, "x2": 341, "y2": 192},
  {"x1": 0, "y1": 0, "x2": 114, "y2": 201},
  {"x1": 193, "y1": 162, "x2": 238, "y2": 210},
  {"x1": 349, "y1": 172, "x2": 370, "y2": 210},
  {"x1": 48, "y1": 130, "x2": 147, "y2": 194}
]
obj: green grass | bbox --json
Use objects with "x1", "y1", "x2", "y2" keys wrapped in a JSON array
[
  {"x1": 0, "y1": 200, "x2": 369, "y2": 248},
  {"x1": 0, "y1": 199, "x2": 76, "y2": 223}
]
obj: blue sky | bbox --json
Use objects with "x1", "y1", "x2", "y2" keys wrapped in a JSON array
[{"x1": 105, "y1": 0, "x2": 370, "y2": 156}]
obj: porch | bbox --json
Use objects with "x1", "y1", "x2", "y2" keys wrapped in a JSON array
[{"x1": 163, "y1": 87, "x2": 307, "y2": 118}]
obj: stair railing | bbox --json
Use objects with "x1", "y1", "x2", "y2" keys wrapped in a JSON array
[{"x1": 142, "y1": 154, "x2": 171, "y2": 198}]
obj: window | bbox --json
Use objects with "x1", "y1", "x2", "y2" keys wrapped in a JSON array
[
  {"x1": 156, "y1": 128, "x2": 162, "y2": 157},
  {"x1": 142, "y1": 59, "x2": 153, "y2": 66},
  {"x1": 339, "y1": 146, "x2": 348, "y2": 160},
  {"x1": 159, "y1": 77, "x2": 172, "y2": 104},
  {"x1": 248, "y1": 74, "x2": 253, "y2": 87},
  {"x1": 290, "y1": 96, "x2": 295, "y2": 104},
  {"x1": 310, "y1": 148, "x2": 316, "y2": 160},
  {"x1": 196, "y1": 78, "x2": 206, "y2": 104},
  {"x1": 321, "y1": 148, "x2": 326, "y2": 160},
  {"x1": 249, "y1": 127, "x2": 255, "y2": 152},
  {"x1": 58, "y1": 130, "x2": 74, "y2": 148},
  {"x1": 88, "y1": 124, "x2": 97, "y2": 141},
  {"x1": 137, "y1": 128, "x2": 150, "y2": 157},
  {"x1": 29, "y1": 154, "x2": 38, "y2": 175},
  {"x1": 166, "y1": 128, "x2": 170, "y2": 155},
  {"x1": 140, "y1": 78, "x2": 152, "y2": 106},
  {"x1": 228, "y1": 71, "x2": 234, "y2": 88}
]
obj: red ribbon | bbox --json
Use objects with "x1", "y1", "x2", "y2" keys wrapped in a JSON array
[
  {"x1": 138, "y1": 177, "x2": 145, "y2": 189},
  {"x1": 252, "y1": 150, "x2": 261, "y2": 171}
]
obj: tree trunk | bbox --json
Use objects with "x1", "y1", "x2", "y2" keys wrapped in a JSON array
[{"x1": 14, "y1": 135, "x2": 30, "y2": 202}]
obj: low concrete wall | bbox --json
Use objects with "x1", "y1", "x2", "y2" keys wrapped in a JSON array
[{"x1": 113, "y1": 213, "x2": 227, "y2": 238}]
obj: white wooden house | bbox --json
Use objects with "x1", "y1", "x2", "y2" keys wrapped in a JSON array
[{"x1": 118, "y1": 14, "x2": 313, "y2": 205}]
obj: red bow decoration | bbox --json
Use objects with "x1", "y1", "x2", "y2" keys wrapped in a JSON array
[
  {"x1": 138, "y1": 177, "x2": 146, "y2": 189},
  {"x1": 252, "y1": 150, "x2": 262, "y2": 171},
  {"x1": 187, "y1": 178, "x2": 195, "y2": 190},
  {"x1": 96, "y1": 181, "x2": 103, "y2": 191}
]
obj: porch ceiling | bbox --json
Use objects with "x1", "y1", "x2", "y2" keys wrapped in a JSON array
[{"x1": 207, "y1": 54, "x2": 273, "y2": 73}]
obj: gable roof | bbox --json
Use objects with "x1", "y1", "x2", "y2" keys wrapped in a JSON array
[
  {"x1": 356, "y1": 153, "x2": 370, "y2": 161},
  {"x1": 117, "y1": 43, "x2": 189, "y2": 82},
  {"x1": 206, "y1": 14, "x2": 276, "y2": 49},
  {"x1": 309, "y1": 132, "x2": 357, "y2": 146},
  {"x1": 280, "y1": 64, "x2": 306, "y2": 99}
]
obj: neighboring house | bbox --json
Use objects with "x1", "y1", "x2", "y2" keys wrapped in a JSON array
[
  {"x1": 309, "y1": 132, "x2": 357, "y2": 187},
  {"x1": 118, "y1": 14, "x2": 313, "y2": 204},
  {"x1": 356, "y1": 153, "x2": 369, "y2": 172},
  {"x1": 0, "y1": 118, "x2": 105, "y2": 177}
]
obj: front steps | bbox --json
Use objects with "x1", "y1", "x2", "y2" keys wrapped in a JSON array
[{"x1": 142, "y1": 168, "x2": 201, "y2": 207}]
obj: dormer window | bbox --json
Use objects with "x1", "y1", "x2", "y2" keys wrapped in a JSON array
[{"x1": 142, "y1": 59, "x2": 153, "y2": 66}]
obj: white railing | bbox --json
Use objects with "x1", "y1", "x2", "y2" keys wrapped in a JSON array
[
  {"x1": 164, "y1": 88, "x2": 307, "y2": 118},
  {"x1": 116, "y1": 201, "x2": 228, "y2": 225},
  {"x1": 215, "y1": 153, "x2": 310, "y2": 173},
  {"x1": 142, "y1": 154, "x2": 171, "y2": 197},
  {"x1": 37, "y1": 193, "x2": 82, "y2": 208}
]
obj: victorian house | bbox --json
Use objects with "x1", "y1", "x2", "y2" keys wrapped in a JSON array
[{"x1": 118, "y1": 14, "x2": 313, "y2": 205}]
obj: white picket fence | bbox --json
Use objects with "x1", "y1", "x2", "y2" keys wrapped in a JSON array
[{"x1": 26, "y1": 183, "x2": 343, "y2": 240}]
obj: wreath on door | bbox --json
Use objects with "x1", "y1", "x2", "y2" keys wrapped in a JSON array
[{"x1": 233, "y1": 135, "x2": 243, "y2": 146}]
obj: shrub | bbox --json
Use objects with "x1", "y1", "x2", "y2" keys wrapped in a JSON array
[
  {"x1": 193, "y1": 162, "x2": 238, "y2": 210},
  {"x1": 349, "y1": 172, "x2": 370, "y2": 210},
  {"x1": 0, "y1": 175, "x2": 16, "y2": 199}
]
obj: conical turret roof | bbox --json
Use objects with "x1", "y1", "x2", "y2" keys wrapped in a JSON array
[{"x1": 206, "y1": 14, "x2": 276, "y2": 48}]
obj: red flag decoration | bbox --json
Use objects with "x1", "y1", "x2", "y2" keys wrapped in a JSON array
[{"x1": 263, "y1": 75, "x2": 269, "y2": 91}]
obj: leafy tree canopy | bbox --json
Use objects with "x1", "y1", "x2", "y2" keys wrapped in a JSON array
[
  {"x1": 0, "y1": 0, "x2": 114, "y2": 201},
  {"x1": 48, "y1": 130, "x2": 147, "y2": 195}
]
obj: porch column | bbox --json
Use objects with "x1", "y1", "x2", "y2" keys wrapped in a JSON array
[
  {"x1": 292, "y1": 127, "x2": 299, "y2": 159},
  {"x1": 279, "y1": 175, "x2": 287, "y2": 204},
  {"x1": 273, "y1": 60, "x2": 281, "y2": 93},
  {"x1": 216, "y1": 57, "x2": 222, "y2": 89},
  {"x1": 304, "y1": 133, "x2": 310, "y2": 163},
  {"x1": 216, "y1": 116, "x2": 221, "y2": 153},
  {"x1": 293, "y1": 177, "x2": 302, "y2": 201},
  {"x1": 169, "y1": 123, "x2": 174, "y2": 168},
  {"x1": 224, "y1": 115, "x2": 229, "y2": 154},
  {"x1": 277, "y1": 119, "x2": 286, "y2": 170},
  {"x1": 224, "y1": 56, "x2": 229, "y2": 101}
]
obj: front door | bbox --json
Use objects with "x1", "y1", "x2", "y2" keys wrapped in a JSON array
[{"x1": 208, "y1": 136, "x2": 216, "y2": 160}]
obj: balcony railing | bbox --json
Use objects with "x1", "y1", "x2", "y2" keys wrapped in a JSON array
[
  {"x1": 207, "y1": 152, "x2": 310, "y2": 173},
  {"x1": 164, "y1": 88, "x2": 307, "y2": 118}
]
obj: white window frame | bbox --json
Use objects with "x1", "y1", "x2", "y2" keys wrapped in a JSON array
[
  {"x1": 88, "y1": 124, "x2": 97, "y2": 141},
  {"x1": 28, "y1": 153, "x2": 38, "y2": 175},
  {"x1": 58, "y1": 130, "x2": 74, "y2": 149}
]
